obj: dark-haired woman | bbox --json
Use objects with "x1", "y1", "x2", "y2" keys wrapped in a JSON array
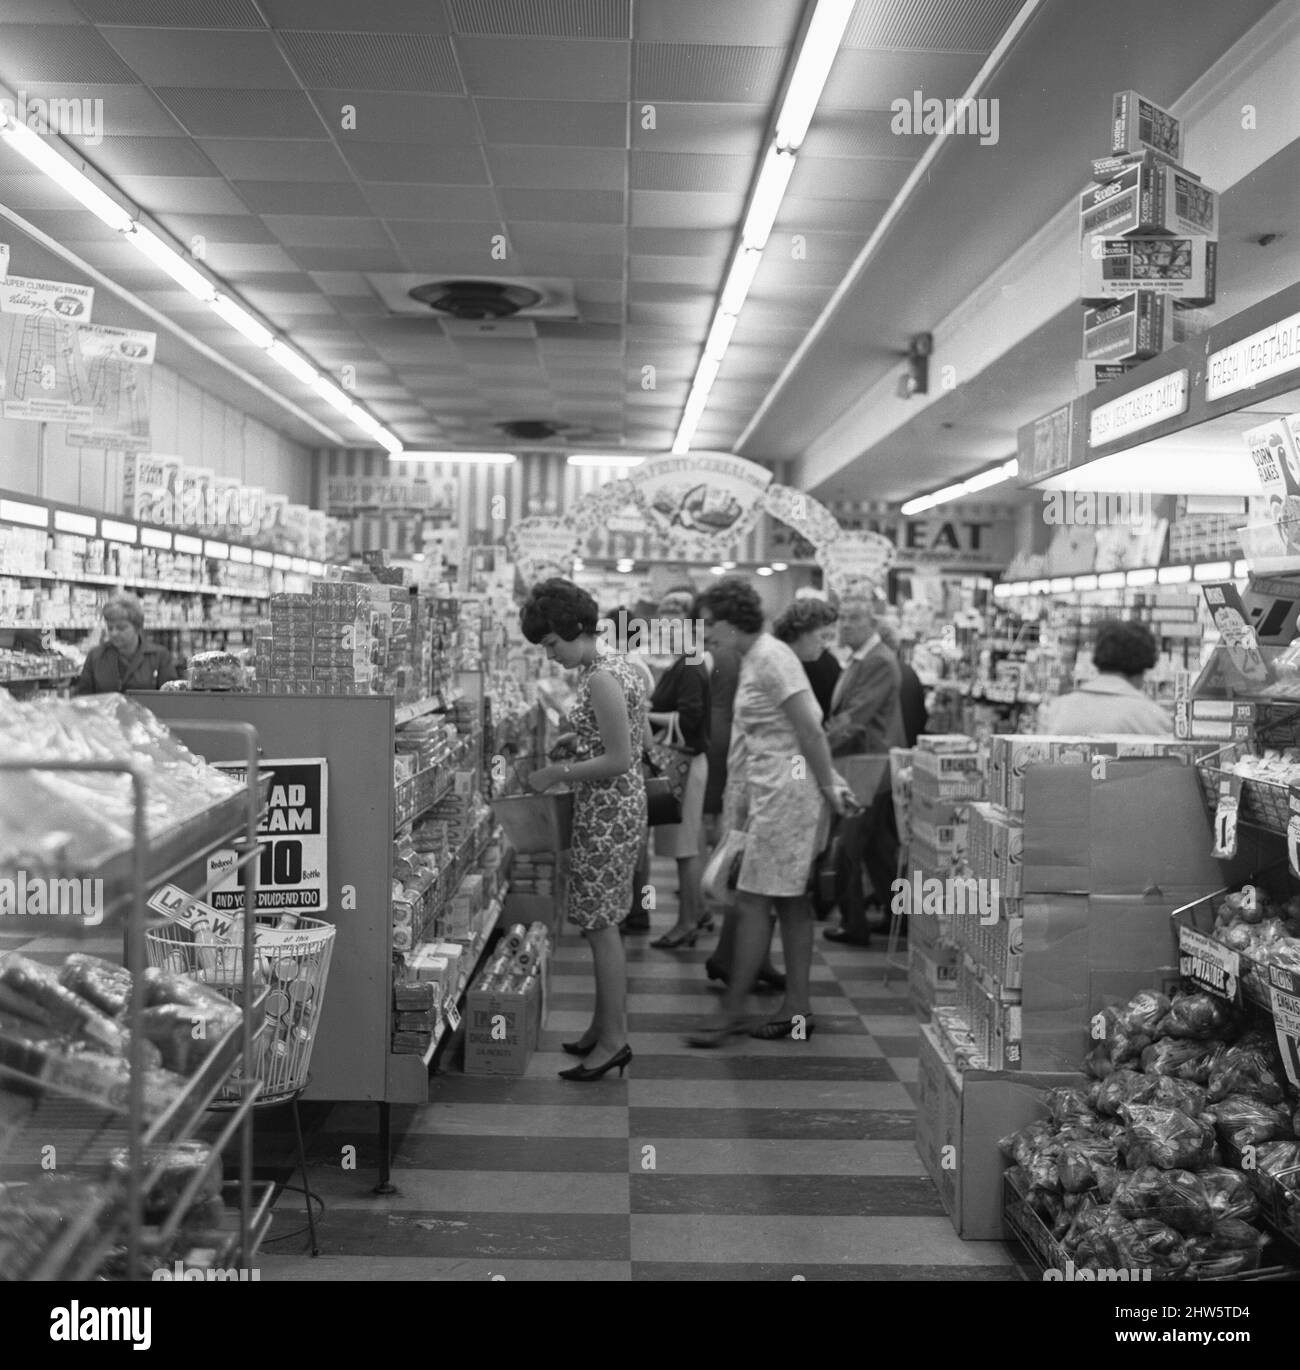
[
  {"x1": 1035, "y1": 619, "x2": 1171, "y2": 735},
  {"x1": 686, "y1": 578, "x2": 855, "y2": 1047},
  {"x1": 521, "y1": 578, "x2": 646, "y2": 1081}
]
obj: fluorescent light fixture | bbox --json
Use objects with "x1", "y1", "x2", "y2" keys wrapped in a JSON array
[
  {"x1": 1126, "y1": 568, "x2": 1158, "y2": 587},
  {"x1": 373, "y1": 428, "x2": 404, "y2": 455},
  {"x1": 390, "y1": 451, "x2": 517, "y2": 464},
  {"x1": 757, "y1": 566, "x2": 774, "y2": 576},
  {"x1": 773, "y1": 0, "x2": 856, "y2": 150},
  {"x1": 741, "y1": 147, "x2": 797, "y2": 251},
  {"x1": 1035, "y1": 443, "x2": 1254, "y2": 496},
  {"x1": 1050, "y1": 577, "x2": 1073, "y2": 592},
  {"x1": 101, "y1": 518, "x2": 137, "y2": 544},
  {"x1": 1029, "y1": 579, "x2": 1050, "y2": 595},
  {"x1": 567, "y1": 454, "x2": 645, "y2": 468},
  {"x1": 54, "y1": 509, "x2": 97, "y2": 535},
  {"x1": 710, "y1": 565, "x2": 725, "y2": 575},
  {"x1": 266, "y1": 339, "x2": 318, "y2": 386},
  {"x1": 0, "y1": 498, "x2": 49, "y2": 528},
  {"x1": 1233, "y1": 559, "x2": 1248, "y2": 579},
  {"x1": 272, "y1": 554, "x2": 292, "y2": 570},
  {"x1": 229, "y1": 544, "x2": 253, "y2": 563},
  {"x1": 771, "y1": 561, "x2": 788, "y2": 571},
  {"x1": 963, "y1": 459, "x2": 1019, "y2": 494},
  {"x1": 210, "y1": 294, "x2": 274, "y2": 348},
  {"x1": 900, "y1": 482, "x2": 966, "y2": 517},
  {"x1": 617, "y1": 564, "x2": 632, "y2": 573},
  {"x1": 1098, "y1": 571, "x2": 1127, "y2": 589},
  {"x1": 1073, "y1": 574, "x2": 1099, "y2": 591},
  {"x1": 290, "y1": 557, "x2": 309, "y2": 573},
  {"x1": 1158, "y1": 564, "x2": 1193, "y2": 584},
  {"x1": 203, "y1": 540, "x2": 229, "y2": 560},
  {"x1": 693, "y1": 352, "x2": 722, "y2": 395},
  {"x1": 140, "y1": 526, "x2": 172, "y2": 550},
  {"x1": 174, "y1": 533, "x2": 203, "y2": 555},
  {"x1": 252, "y1": 550, "x2": 274, "y2": 567},
  {"x1": 312, "y1": 375, "x2": 354, "y2": 413},
  {"x1": 346, "y1": 403, "x2": 383, "y2": 437},
  {"x1": 0, "y1": 109, "x2": 134, "y2": 233},
  {"x1": 719, "y1": 247, "x2": 764, "y2": 316},
  {"x1": 993, "y1": 583, "x2": 1012, "y2": 599},
  {"x1": 1194, "y1": 560, "x2": 1234, "y2": 582},
  {"x1": 722, "y1": 560, "x2": 737, "y2": 570},
  {"x1": 125, "y1": 225, "x2": 215, "y2": 301},
  {"x1": 308, "y1": 560, "x2": 324, "y2": 576},
  {"x1": 1005, "y1": 582, "x2": 1028, "y2": 595},
  {"x1": 704, "y1": 312, "x2": 738, "y2": 361}
]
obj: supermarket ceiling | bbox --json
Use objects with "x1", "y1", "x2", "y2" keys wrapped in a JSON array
[{"x1": 0, "y1": 0, "x2": 1294, "y2": 496}]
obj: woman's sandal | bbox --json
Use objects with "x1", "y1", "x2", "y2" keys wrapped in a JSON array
[
  {"x1": 750, "y1": 1014, "x2": 816, "y2": 1040},
  {"x1": 650, "y1": 927, "x2": 698, "y2": 949},
  {"x1": 684, "y1": 1020, "x2": 750, "y2": 1049}
]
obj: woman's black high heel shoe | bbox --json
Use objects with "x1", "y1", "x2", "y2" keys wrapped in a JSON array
[
  {"x1": 561, "y1": 1039, "x2": 597, "y2": 1057},
  {"x1": 558, "y1": 1044, "x2": 631, "y2": 1081}
]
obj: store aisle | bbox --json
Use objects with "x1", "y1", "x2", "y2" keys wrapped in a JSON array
[{"x1": 258, "y1": 859, "x2": 1023, "y2": 1281}]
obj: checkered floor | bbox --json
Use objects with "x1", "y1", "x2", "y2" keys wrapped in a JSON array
[{"x1": 254, "y1": 859, "x2": 1024, "y2": 1281}]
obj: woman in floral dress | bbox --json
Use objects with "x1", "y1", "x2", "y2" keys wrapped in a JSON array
[{"x1": 523, "y1": 579, "x2": 646, "y2": 1082}]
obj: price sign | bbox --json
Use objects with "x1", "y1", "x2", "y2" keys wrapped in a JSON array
[
  {"x1": 208, "y1": 758, "x2": 329, "y2": 913},
  {"x1": 454, "y1": 769, "x2": 475, "y2": 798},
  {"x1": 445, "y1": 1000, "x2": 461, "y2": 1033},
  {"x1": 1289, "y1": 786, "x2": 1300, "y2": 879},
  {"x1": 1212, "y1": 774, "x2": 1242, "y2": 859},
  {"x1": 1268, "y1": 976, "x2": 1300, "y2": 1089},
  {"x1": 1178, "y1": 925, "x2": 1240, "y2": 1002}
]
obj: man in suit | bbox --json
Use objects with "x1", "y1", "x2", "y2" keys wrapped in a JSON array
[
  {"x1": 878, "y1": 621, "x2": 928, "y2": 747},
  {"x1": 823, "y1": 596, "x2": 906, "y2": 946}
]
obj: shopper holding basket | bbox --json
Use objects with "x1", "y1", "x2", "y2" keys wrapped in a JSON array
[{"x1": 522, "y1": 579, "x2": 645, "y2": 1082}]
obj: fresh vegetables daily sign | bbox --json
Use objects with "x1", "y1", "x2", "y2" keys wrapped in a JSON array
[{"x1": 208, "y1": 759, "x2": 328, "y2": 913}]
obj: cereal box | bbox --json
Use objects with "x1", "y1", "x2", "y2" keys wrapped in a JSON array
[{"x1": 1081, "y1": 293, "x2": 1172, "y2": 362}]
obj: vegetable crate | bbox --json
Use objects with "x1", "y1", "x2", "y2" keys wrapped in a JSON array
[
  {"x1": 1195, "y1": 742, "x2": 1292, "y2": 836},
  {"x1": 146, "y1": 917, "x2": 335, "y2": 1104}
]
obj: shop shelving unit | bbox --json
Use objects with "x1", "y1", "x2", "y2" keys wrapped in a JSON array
[{"x1": 0, "y1": 719, "x2": 267, "y2": 1280}]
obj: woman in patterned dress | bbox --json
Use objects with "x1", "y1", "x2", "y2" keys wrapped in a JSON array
[
  {"x1": 686, "y1": 578, "x2": 855, "y2": 1047},
  {"x1": 523, "y1": 579, "x2": 646, "y2": 1082}
]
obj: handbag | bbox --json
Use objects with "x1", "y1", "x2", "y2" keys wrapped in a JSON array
[
  {"x1": 643, "y1": 749, "x2": 683, "y2": 826},
  {"x1": 808, "y1": 814, "x2": 848, "y2": 910},
  {"x1": 645, "y1": 712, "x2": 693, "y2": 804},
  {"x1": 701, "y1": 828, "x2": 747, "y2": 904}
]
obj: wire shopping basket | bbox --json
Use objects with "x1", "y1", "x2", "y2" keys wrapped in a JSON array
[{"x1": 145, "y1": 916, "x2": 336, "y2": 1104}]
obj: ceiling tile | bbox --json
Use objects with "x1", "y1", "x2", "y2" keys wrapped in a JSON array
[
  {"x1": 627, "y1": 300, "x2": 711, "y2": 327},
  {"x1": 580, "y1": 301, "x2": 624, "y2": 324},
  {"x1": 509, "y1": 253, "x2": 625, "y2": 280},
  {"x1": 449, "y1": 0, "x2": 630, "y2": 38},
  {"x1": 454, "y1": 38, "x2": 629, "y2": 101},
  {"x1": 775, "y1": 195, "x2": 889, "y2": 234},
  {"x1": 800, "y1": 109, "x2": 930, "y2": 160},
  {"x1": 11, "y1": 82, "x2": 184, "y2": 137},
  {"x1": 314, "y1": 271, "x2": 381, "y2": 295},
  {"x1": 0, "y1": 24, "x2": 138, "y2": 84},
  {"x1": 234, "y1": 181, "x2": 373, "y2": 215},
  {"x1": 77, "y1": 135, "x2": 216, "y2": 178},
  {"x1": 630, "y1": 255, "x2": 722, "y2": 286},
  {"x1": 151, "y1": 87, "x2": 326, "y2": 139},
  {"x1": 506, "y1": 222, "x2": 625, "y2": 257},
  {"x1": 534, "y1": 321, "x2": 621, "y2": 344},
  {"x1": 132, "y1": 288, "x2": 215, "y2": 314},
  {"x1": 630, "y1": 150, "x2": 755, "y2": 194},
  {"x1": 633, "y1": 0, "x2": 801, "y2": 45},
  {"x1": 263, "y1": 215, "x2": 394, "y2": 247},
  {"x1": 332, "y1": 295, "x2": 390, "y2": 317},
  {"x1": 156, "y1": 212, "x2": 279, "y2": 245},
  {"x1": 76, "y1": 0, "x2": 266, "y2": 23},
  {"x1": 633, "y1": 44, "x2": 786, "y2": 103},
  {"x1": 384, "y1": 219, "x2": 503, "y2": 254},
  {"x1": 306, "y1": 91, "x2": 478, "y2": 144},
  {"x1": 98, "y1": 27, "x2": 298, "y2": 87},
  {"x1": 114, "y1": 174, "x2": 250, "y2": 214},
  {"x1": 0, "y1": 0, "x2": 92, "y2": 19},
  {"x1": 197, "y1": 139, "x2": 354, "y2": 183},
  {"x1": 261, "y1": 0, "x2": 451, "y2": 29},
  {"x1": 283, "y1": 245, "x2": 407, "y2": 271},
  {"x1": 200, "y1": 243, "x2": 305, "y2": 275},
  {"x1": 819, "y1": 49, "x2": 984, "y2": 110},
  {"x1": 754, "y1": 254, "x2": 852, "y2": 289},
  {"x1": 485, "y1": 145, "x2": 626, "y2": 191},
  {"x1": 573, "y1": 280, "x2": 627, "y2": 305},
  {"x1": 475, "y1": 98, "x2": 627, "y2": 148},
  {"x1": 338, "y1": 141, "x2": 490, "y2": 184},
  {"x1": 361, "y1": 185, "x2": 500, "y2": 221},
  {"x1": 627, "y1": 226, "x2": 733, "y2": 257},
  {"x1": 843, "y1": 0, "x2": 1023, "y2": 51},
  {"x1": 629, "y1": 189, "x2": 745, "y2": 230},
  {"x1": 627, "y1": 282, "x2": 711, "y2": 307},
  {"x1": 278, "y1": 30, "x2": 461, "y2": 93},
  {"x1": 499, "y1": 188, "x2": 624, "y2": 224},
  {"x1": 0, "y1": 171, "x2": 96, "y2": 210},
  {"x1": 788, "y1": 156, "x2": 915, "y2": 201}
]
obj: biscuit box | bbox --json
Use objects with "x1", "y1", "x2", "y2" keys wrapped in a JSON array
[
  {"x1": 1091, "y1": 148, "x2": 1197, "y2": 183},
  {"x1": 1111, "y1": 89, "x2": 1181, "y2": 161},
  {"x1": 1081, "y1": 292, "x2": 1172, "y2": 362},
  {"x1": 1078, "y1": 163, "x2": 1218, "y2": 239},
  {"x1": 1081, "y1": 235, "x2": 1217, "y2": 306}
]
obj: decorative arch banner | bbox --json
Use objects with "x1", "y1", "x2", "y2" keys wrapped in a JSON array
[
  {"x1": 761, "y1": 483, "x2": 844, "y2": 550},
  {"x1": 623, "y1": 453, "x2": 773, "y2": 558},
  {"x1": 505, "y1": 516, "x2": 581, "y2": 585},
  {"x1": 817, "y1": 530, "x2": 897, "y2": 598}
]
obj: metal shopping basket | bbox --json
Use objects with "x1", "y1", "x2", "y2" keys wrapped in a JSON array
[{"x1": 146, "y1": 916, "x2": 336, "y2": 1105}]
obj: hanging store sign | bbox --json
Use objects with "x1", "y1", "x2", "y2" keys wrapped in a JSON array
[
  {"x1": 1088, "y1": 369, "x2": 1188, "y2": 446},
  {"x1": 325, "y1": 473, "x2": 458, "y2": 516},
  {"x1": 208, "y1": 759, "x2": 329, "y2": 914},
  {"x1": 623, "y1": 453, "x2": 772, "y2": 555},
  {"x1": 1207, "y1": 310, "x2": 1300, "y2": 401},
  {"x1": 0, "y1": 274, "x2": 93, "y2": 319},
  {"x1": 762, "y1": 484, "x2": 843, "y2": 550},
  {"x1": 65, "y1": 323, "x2": 156, "y2": 453},
  {"x1": 1016, "y1": 401, "x2": 1077, "y2": 484},
  {"x1": 819, "y1": 530, "x2": 896, "y2": 597},
  {"x1": 0, "y1": 276, "x2": 97, "y2": 423},
  {"x1": 506, "y1": 516, "x2": 578, "y2": 584}
]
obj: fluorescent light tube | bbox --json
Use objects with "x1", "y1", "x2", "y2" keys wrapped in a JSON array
[
  {"x1": 704, "y1": 312, "x2": 738, "y2": 361},
  {"x1": 1127, "y1": 568, "x2": 1158, "y2": 586},
  {"x1": 273, "y1": 554, "x2": 292, "y2": 570},
  {"x1": 308, "y1": 560, "x2": 324, "y2": 576},
  {"x1": 719, "y1": 247, "x2": 763, "y2": 316},
  {"x1": 771, "y1": 562, "x2": 788, "y2": 571},
  {"x1": 373, "y1": 428, "x2": 404, "y2": 455},
  {"x1": 693, "y1": 353, "x2": 722, "y2": 395},
  {"x1": 756, "y1": 566, "x2": 774, "y2": 576},
  {"x1": 141, "y1": 526, "x2": 171, "y2": 549},
  {"x1": 346, "y1": 403, "x2": 382, "y2": 436},
  {"x1": 1073, "y1": 574, "x2": 1099, "y2": 591},
  {"x1": 290, "y1": 557, "x2": 308, "y2": 573},
  {"x1": 54, "y1": 510, "x2": 97, "y2": 535},
  {"x1": 1098, "y1": 571, "x2": 1127, "y2": 589},
  {"x1": 993, "y1": 584, "x2": 1012, "y2": 599},
  {"x1": 203, "y1": 540, "x2": 229, "y2": 560},
  {"x1": 252, "y1": 550, "x2": 273, "y2": 567},
  {"x1": 963, "y1": 464, "x2": 1016, "y2": 494},
  {"x1": 741, "y1": 147, "x2": 797, "y2": 251},
  {"x1": 210, "y1": 294, "x2": 274, "y2": 348},
  {"x1": 266, "y1": 339, "x2": 318, "y2": 385},
  {"x1": 100, "y1": 518, "x2": 137, "y2": 544},
  {"x1": 229, "y1": 544, "x2": 253, "y2": 563},
  {"x1": 174, "y1": 533, "x2": 203, "y2": 555},
  {"x1": 1157, "y1": 564, "x2": 1193, "y2": 584},
  {"x1": 773, "y1": 0, "x2": 856, "y2": 150},
  {"x1": 567, "y1": 455, "x2": 645, "y2": 467},
  {"x1": 0, "y1": 498, "x2": 49, "y2": 528},
  {"x1": 125, "y1": 225, "x2": 215, "y2": 301},
  {"x1": 0, "y1": 109, "x2": 134, "y2": 232},
  {"x1": 1050, "y1": 577, "x2": 1073, "y2": 592},
  {"x1": 1194, "y1": 561, "x2": 1234, "y2": 582},
  {"x1": 312, "y1": 375, "x2": 354, "y2": 413}
]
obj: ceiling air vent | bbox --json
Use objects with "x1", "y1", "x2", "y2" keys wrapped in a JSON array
[
  {"x1": 408, "y1": 280, "x2": 541, "y2": 320},
  {"x1": 364, "y1": 274, "x2": 579, "y2": 324}
]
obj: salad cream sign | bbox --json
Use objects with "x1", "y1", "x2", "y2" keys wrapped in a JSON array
[{"x1": 625, "y1": 453, "x2": 773, "y2": 556}]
